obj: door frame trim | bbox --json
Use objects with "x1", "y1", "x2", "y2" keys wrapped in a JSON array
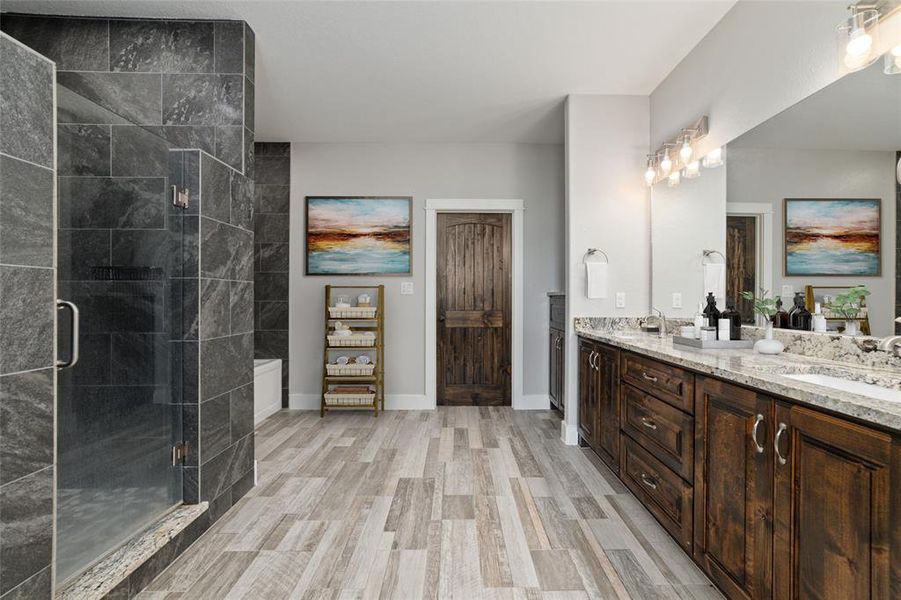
[{"x1": 425, "y1": 199, "x2": 526, "y2": 409}]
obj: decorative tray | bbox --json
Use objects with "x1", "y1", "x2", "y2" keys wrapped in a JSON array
[{"x1": 672, "y1": 336, "x2": 754, "y2": 350}]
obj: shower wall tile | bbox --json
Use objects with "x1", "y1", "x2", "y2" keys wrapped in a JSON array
[
  {"x1": 200, "y1": 153, "x2": 232, "y2": 223},
  {"x1": 0, "y1": 36, "x2": 54, "y2": 168},
  {"x1": 214, "y1": 21, "x2": 245, "y2": 74},
  {"x1": 255, "y1": 272, "x2": 288, "y2": 302},
  {"x1": 254, "y1": 155, "x2": 291, "y2": 185},
  {"x1": 111, "y1": 126, "x2": 171, "y2": 177},
  {"x1": 199, "y1": 392, "x2": 231, "y2": 461},
  {"x1": 230, "y1": 281, "x2": 254, "y2": 334},
  {"x1": 229, "y1": 383, "x2": 253, "y2": 444},
  {"x1": 254, "y1": 212, "x2": 290, "y2": 243},
  {"x1": 199, "y1": 332, "x2": 253, "y2": 401},
  {"x1": 57, "y1": 230, "x2": 110, "y2": 281},
  {"x1": 199, "y1": 278, "x2": 230, "y2": 340},
  {"x1": 230, "y1": 170, "x2": 255, "y2": 230},
  {"x1": 57, "y1": 124, "x2": 111, "y2": 176},
  {"x1": 259, "y1": 243, "x2": 289, "y2": 272},
  {"x1": 0, "y1": 567, "x2": 51, "y2": 600},
  {"x1": 0, "y1": 15, "x2": 108, "y2": 71},
  {"x1": 0, "y1": 266, "x2": 54, "y2": 374},
  {"x1": 58, "y1": 177, "x2": 166, "y2": 229},
  {"x1": 214, "y1": 126, "x2": 244, "y2": 172},
  {"x1": 111, "y1": 229, "x2": 174, "y2": 271},
  {"x1": 56, "y1": 72, "x2": 163, "y2": 126},
  {"x1": 244, "y1": 79, "x2": 255, "y2": 133},
  {"x1": 0, "y1": 369, "x2": 54, "y2": 486},
  {"x1": 200, "y1": 219, "x2": 254, "y2": 281},
  {"x1": 244, "y1": 24, "x2": 256, "y2": 83},
  {"x1": 0, "y1": 155, "x2": 54, "y2": 268},
  {"x1": 162, "y1": 74, "x2": 244, "y2": 127},
  {"x1": 109, "y1": 21, "x2": 214, "y2": 73},
  {"x1": 0, "y1": 467, "x2": 53, "y2": 596}
]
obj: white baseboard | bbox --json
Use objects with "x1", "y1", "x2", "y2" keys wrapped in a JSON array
[
  {"x1": 515, "y1": 394, "x2": 551, "y2": 410},
  {"x1": 561, "y1": 422, "x2": 579, "y2": 446},
  {"x1": 288, "y1": 393, "x2": 432, "y2": 411}
]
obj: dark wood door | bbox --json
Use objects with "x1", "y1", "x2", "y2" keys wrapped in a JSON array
[
  {"x1": 549, "y1": 328, "x2": 563, "y2": 411},
  {"x1": 577, "y1": 339, "x2": 597, "y2": 446},
  {"x1": 694, "y1": 377, "x2": 773, "y2": 600},
  {"x1": 773, "y1": 404, "x2": 892, "y2": 600},
  {"x1": 595, "y1": 344, "x2": 619, "y2": 473},
  {"x1": 727, "y1": 215, "x2": 757, "y2": 323},
  {"x1": 437, "y1": 213, "x2": 511, "y2": 405}
]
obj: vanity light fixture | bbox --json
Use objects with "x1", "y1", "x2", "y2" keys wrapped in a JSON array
[
  {"x1": 838, "y1": 4, "x2": 881, "y2": 71},
  {"x1": 643, "y1": 116, "x2": 709, "y2": 187},
  {"x1": 702, "y1": 147, "x2": 724, "y2": 168},
  {"x1": 659, "y1": 147, "x2": 673, "y2": 177},
  {"x1": 667, "y1": 170, "x2": 681, "y2": 187},
  {"x1": 644, "y1": 155, "x2": 658, "y2": 186},
  {"x1": 683, "y1": 160, "x2": 701, "y2": 179},
  {"x1": 679, "y1": 132, "x2": 694, "y2": 163}
]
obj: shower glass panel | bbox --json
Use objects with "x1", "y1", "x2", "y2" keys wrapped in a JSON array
[{"x1": 54, "y1": 83, "x2": 188, "y2": 584}]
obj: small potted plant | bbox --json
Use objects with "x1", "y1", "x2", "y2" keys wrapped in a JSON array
[
  {"x1": 827, "y1": 285, "x2": 870, "y2": 336},
  {"x1": 740, "y1": 289, "x2": 784, "y2": 355}
]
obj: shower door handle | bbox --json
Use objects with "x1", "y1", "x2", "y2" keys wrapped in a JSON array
[{"x1": 56, "y1": 300, "x2": 80, "y2": 369}]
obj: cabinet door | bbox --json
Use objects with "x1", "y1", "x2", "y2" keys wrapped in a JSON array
[
  {"x1": 694, "y1": 377, "x2": 773, "y2": 600},
  {"x1": 555, "y1": 330, "x2": 565, "y2": 416},
  {"x1": 577, "y1": 339, "x2": 597, "y2": 446},
  {"x1": 595, "y1": 344, "x2": 619, "y2": 472},
  {"x1": 549, "y1": 330, "x2": 559, "y2": 409},
  {"x1": 773, "y1": 404, "x2": 892, "y2": 600}
]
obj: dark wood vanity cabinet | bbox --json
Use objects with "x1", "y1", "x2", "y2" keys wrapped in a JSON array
[
  {"x1": 548, "y1": 295, "x2": 565, "y2": 413},
  {"x1": 575, "y1": 335, "x2": 900, "y2": 599}
]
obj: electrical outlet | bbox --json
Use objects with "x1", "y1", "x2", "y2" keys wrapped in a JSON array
[
  {"x1": 400, "y1": 281, "x2": 414, "y2": 295},
  {"x1": 672, "y1": 292, "x2": 682, "y2": 309},
  {"x1": 615, "y1": 292, "x2": 626, "y2": 309}
]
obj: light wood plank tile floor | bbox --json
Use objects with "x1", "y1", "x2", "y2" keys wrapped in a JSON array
[{"x1": 140, "y1": 408, "x2": 722, "y2": 599}]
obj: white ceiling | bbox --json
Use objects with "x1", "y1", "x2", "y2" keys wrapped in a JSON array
[
  {"x1": 3, "y1": 1, "x2": 736, "y2": 143},
  {"x1": 731, "y1": 61, "x2": 901, "y2": 152}
]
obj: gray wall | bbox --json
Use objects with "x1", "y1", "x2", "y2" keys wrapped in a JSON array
[
  {"x1": 289, "y1": 143, "x2": 565, "y2": 406},
  {"x1": 897, "y1": 151, "x2": 900, "y2": 336},
  {"x1": 253, "y1": 143, "x2": 291, "y2": 407},
  {"x1": 727, "y1": 146, "x2": 897, "y2": 336},
  {"x1": 0, "y1": 33, "x2": 56, "y2": 600}
]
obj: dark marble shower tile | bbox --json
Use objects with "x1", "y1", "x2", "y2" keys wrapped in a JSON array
[
  {"x1": 254, "y1": 155, "x2": 290, "y2": 185},
  {"x1": 258, "y1": 243, "x2": 290, "y2": 273},
  {"x1": 0, "y1": 156, "x2": 54, "y2": 268},
  {"x1": 244, "y1": 78, "x2": 255, "y2": 133},
  {"x1": 214, "y1": 21, "x2": 245, "y2": 74},
  {"x1": 258, "y1": 301, "x2": 288, "y2": 331},
  {"x1": 244, "y1": 24, "x2": 255, "y2": 83},
  {"x1": 243, "y1": 127, "x2": 254, "y2": 179},
  {"x1": 58, "y1": 124, "x2": 111, "y2": 176},
  {"x1": 229, "y1": 383, "x2": 253, "y2": 444},
  {"x1": 229, "y1": 433, "x2": 254, "y2": 486},
  {"x1": 157, "y1": 125, "x2": 216, "y2": 155},
  {"x1": 230, "y1": 281, "x2": 254, "y2": 335},
  {"x1": 254, "y1": 272, "x2": 288, "y2": 303},
  {"x1": 0, "y1": 564, "x2": 52, "y2": 599},
  {"x1": 63, "y1": 333, "x2": 111, "y2": 386},
  {"x1": 200, "y1": 219, "x2": 253, "y2": 281},
  {"x1": 0, "y1": 267, "x2": 53, "y2": 374},
  {"x1": 230, "y1": 171, "x2": 254, "y2": 231},
  {"x1": 0, "y1": 15, "x2": 109, "y2": 71},
  {"x1": 162, "y1": 74, "x2": 243, "y2": 126},
  {"x1": 0, "y1": 369, "x2": 53, "y2": 486},
  {"x1": 172, "y1": 341, "x2": 198, "y2": 406},
  {"x1": 57, "y1": 229, "x2": 110, "y2": 281},
  {"x1": 168, "y1": 150, "x2": 202, "y2": 217},
  {"x1": 254, "y1": 330, "x2": 288, "y2": 360},
  {"x1": 170, "y1": 215, "x2": 200, "y2": 278},
  {"x1": 0, "y1": 467, "x2": 53, "y2": 595},
  {"x1": 67, "y1": 280, "x2": 166, "y2": 335},
  {"x1": 199, "y1": 440, "x2": 235, "y2": 501},
  {"x1": 170, "y1": 278, "x2": 199, "y2": 341},
  {"x1": 109, "y1": 20, "x2": 214, "y2": 73},
  {"x1": 58, "y1": 177, "x2": 166, "y2": 229},
  {"x1": 0, "y1": 36, "x2": 54, "y2": 168},
  {"x1": 257, "y1": 185, "x2": 290, "y2": 214},
  {"x1": 200, "y1": 278, "x2": 230, "y2": 340},
  {"x1": 214, "y1": 126, "x2": 244, "y2": 172},
  {"x1": 255, "y1": 142, "x2": 290, "y2": 157},
  {"x1": 110, "y1": 333, "x2": 168, "y2": 386},
  {"x1": 182, "y1": 466, "x2": 199, "y2": 504},
  {"x1": 254, "y1": 213, "x2": 290, "y2": 243},
  {"x1": 200, "y1": 392, "x2": 231, "y2": 462},
  {"x1": 181, "y1": 403, "x2": 199, "y2": 468},
  {"x1": 111, "y1": 125, "x2": 170, "y2": 177},
  {"x1": 200, "y1": 153, "x2": 231, "y2": 222},
  {"x1": 111, "y1": 229, "x2": 175, "y2": 271},
  {"x1": 57, "y1": 72, "x2": 163, "y2": 126},
  {"x1": 200, "y1": 332, "x2": 252, "y2": 401}
]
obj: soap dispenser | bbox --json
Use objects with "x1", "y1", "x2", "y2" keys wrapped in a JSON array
[
  {"x1": 703, "y1": 292, "x2": 721, "y2": 329},
  {"x1": 693, "y1": 302, "x2": 705, "y2": 339},
  {"x1": 773, "y1": 298, "x2": 790, "y2": 329},
  {"x1": 788, "y1": 292, "x2": 812, "y2": 331},
  {"x1": 721, "y1": 302, "x2": 742, "y2": 340}
]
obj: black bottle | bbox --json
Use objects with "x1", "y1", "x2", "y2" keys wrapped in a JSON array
[
  {"x1": 788, "y1": 292, "x2": 812, "y2": 331},
  {"x1": 721, "y1": 303, "x2": 742, "y2": 340},
  {"x1": 772, "y1": 298, "x2": 790, "y2": 329},
  {"x1": 703, "y1": 292, "x2": 721, "y2": 328}
]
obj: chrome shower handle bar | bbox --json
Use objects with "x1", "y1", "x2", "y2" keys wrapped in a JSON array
[{"x1": 56, "y1": 300, "x2": 80, "y2": 369}]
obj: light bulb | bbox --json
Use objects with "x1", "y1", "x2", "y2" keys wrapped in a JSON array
[
  {"x1": 846, "y1": 27, "x2": 873, "y2": 58},
  {"x1": 667, "y1": 170, "x2": 681, "y2": 187},
  {"x1": 644, "y1": 166, "x2": 656, "y2": 186},
  {"x1": 679, "y1": 138, "x2": 693, "y2": 163},
  {"x1": 893, "y1": 44, "x2": 901, "y2": 57},
  {"x1": 659, "y1": 151, "x2": 672, "y2": 176},
  {"x1": 702, "y1": 147, "x2": 723, "y2": 168},
  {"x1": 684, "y1": 160, "x2": 700, "y2": 179}
]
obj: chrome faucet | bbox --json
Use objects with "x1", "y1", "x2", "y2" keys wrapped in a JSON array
[
  {"x1": 644, "y1": 308, "x2": 667, "y2": 339},
  {"x1": 879, "y1": 335, "x2": 901, "y2": 358}
]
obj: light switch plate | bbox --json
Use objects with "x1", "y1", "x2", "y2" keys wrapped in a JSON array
[
  {"x1": 615, "y1": 292, "x2": 626, "y2": 309},
  {"x1": 672, "y1": 292, "x2": 682, "y2": 309},
  {"x1": 400, "y1": 281, "x2": 414, "y2": 295}
]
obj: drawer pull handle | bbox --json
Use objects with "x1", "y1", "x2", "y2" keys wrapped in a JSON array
[
  {"x1": 640, "y1": 418, "x2": 657, "y2": 431},
  {"x1": 639, "y1": 473, "x2": 658, "y2": 490},
  {"x1": 641, "y1": 372, "x2": 658, "y2": 383},
  {"x1": 774, "y1": 422, "x2": 788, "y2": 465},
  {"x1": 752, "y1": 413, "x2": 765, "y2": 454}
]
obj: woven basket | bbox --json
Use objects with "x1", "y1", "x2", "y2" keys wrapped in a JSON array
[
  {"x1": 327, "y1": 335, "x2": 376, "y2": 347},
  {"x1": 323, "y1": 392, "x2": 376, "y2": 407},
  {"x1": 326, "y1": 363, "x2": 375, "y2": 376},
  {"x1": 329, "y1": 306, "x2": 377, "y2": 319}
]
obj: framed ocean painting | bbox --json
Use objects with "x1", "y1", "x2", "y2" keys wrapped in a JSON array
[
  {"x1": 305, "y1": 196, "x2": 412, "y2": 275},
  {"x1": 784, "y1": 198, "x2": 881, "y2": 276}
]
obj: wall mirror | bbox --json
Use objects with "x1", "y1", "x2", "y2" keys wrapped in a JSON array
[{"x1": 651, "y1": 59, "x2": 900, "y2": 337}]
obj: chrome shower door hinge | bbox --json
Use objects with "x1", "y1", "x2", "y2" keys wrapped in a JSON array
[
  {"x1": 171, "y1": 185, "x2": 190, "y2": 209},
  {"x1": 172, "y1": 441, "x2": 190, "y2": 465}
]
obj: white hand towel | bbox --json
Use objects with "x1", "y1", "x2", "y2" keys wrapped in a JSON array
[
  {"x1": 585, "y1": 262, "x2": 608, "y2": 299},
  {"x1": 703, "y1": 262, "x2": 726, "y2": 305}
]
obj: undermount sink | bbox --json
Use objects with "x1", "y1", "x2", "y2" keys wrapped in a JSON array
[{"x1": 785, "y1": 373, "x2": 901, "y2": 403}]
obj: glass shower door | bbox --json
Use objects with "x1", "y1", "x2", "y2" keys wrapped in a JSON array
[{"x1": 54, "y1": 84, "x2": 186, "y2": 584}]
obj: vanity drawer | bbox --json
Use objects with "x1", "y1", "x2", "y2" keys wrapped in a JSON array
[
  {"x1": 549, "y1": 295, "x2": 566, "y2": 329},
  {"x1": 621, "y1": 383, "x2": 694, "y2": 481},
  {"x1": 621, "y1": 352, "x2": 694, "y2": 414},
  {"x1": 621, "y1": 436, "x2": 693, "y2": 551}
]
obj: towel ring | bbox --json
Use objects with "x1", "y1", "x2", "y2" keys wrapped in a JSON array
[
  {"x1": 702, "y1": 249, "x2": 725, "y2": 265},
  {"x1": 584, "y1": 248, "x2": 609, "y2": 264}
]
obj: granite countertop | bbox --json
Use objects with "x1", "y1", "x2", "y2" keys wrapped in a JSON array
[{"x1": 575, "y1": 322, "x2": 901, "y2": 433}]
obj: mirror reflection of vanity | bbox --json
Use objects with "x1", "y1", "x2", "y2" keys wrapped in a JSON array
[{"x1": 651, "y1": 59, "x2": 901, "y2": 337}]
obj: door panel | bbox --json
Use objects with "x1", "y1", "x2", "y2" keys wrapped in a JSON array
[
  {"x1": 595, "y1": 345, "x2": 619, "y2": 472},
  {"x1": 437, "y1": 213, "x2": 511, "y2": 405},
  {"x1": 578, "y1": 339, "x2": 597, "y2": 446}
]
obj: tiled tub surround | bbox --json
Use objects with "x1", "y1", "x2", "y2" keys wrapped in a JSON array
[
  {"x1": 575, "y1": 318, "x2": 901, "y2": 432},
  {"x1": 0, "y1": 33, "x2": 56, "y2": 600},
  {"x1": 253, "y1": 142, "x2": 290, "y2": 407},
  {"x1": 1, "y1": 14, "x2": 255, "y2": 175}
]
